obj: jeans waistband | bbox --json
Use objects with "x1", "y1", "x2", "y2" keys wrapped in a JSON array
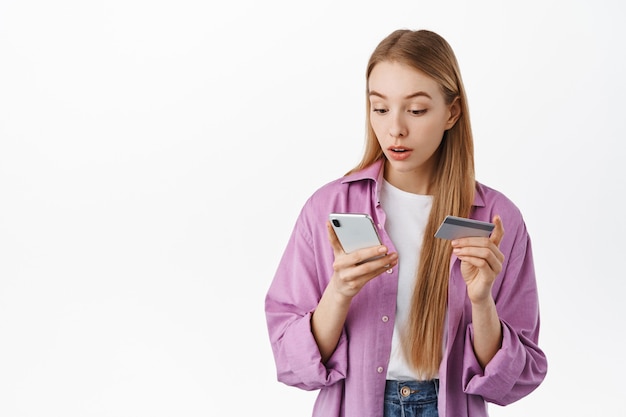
[{"x1": 385, "y1": 379, "x2": 439, "y2": 401}]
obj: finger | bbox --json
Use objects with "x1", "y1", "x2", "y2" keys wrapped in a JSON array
[
  {"x1": 350, "y1": 245, "x2": 390, "y2": 266},
  {"x1": 455, "y1": 244, "x2": 503, "y2": 272},
  {"x1": 452, "y1": 236, "x2": 489, "y2": 248},
  {"x1": 333, "y1": 251, "x2": 397, "y2": 289},
  {"x1": 467, "y1": 250, "x2": 503, "y2": 274},
  {"x1": 353, "y1": 251, "x2": 398, "y2": 274},
  {"x1": 490, "y1": 215, "x2": 505, "y2": 247}
]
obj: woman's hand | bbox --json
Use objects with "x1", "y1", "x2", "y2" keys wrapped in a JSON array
[
  {"x1": 451, "y1": 216, "x2": 505, "y2": 366},
  {"x1": 311, "y1": 222, "x2": 398, "y2": 362},
  {"x1": 326, "y1": 221, "x2": 398, "y2": 302},
  {"x1": 451, "y1": 215, "x2": 505, "y2": 305}
]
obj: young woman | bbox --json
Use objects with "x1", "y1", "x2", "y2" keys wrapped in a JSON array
[{"x1": 265, "y1": 29, "x2": 547, "y2": 417}]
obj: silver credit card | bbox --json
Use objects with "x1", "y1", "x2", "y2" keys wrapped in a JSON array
[{"x1": 434, "y1": 215, "x2": 495, "y2": 240}]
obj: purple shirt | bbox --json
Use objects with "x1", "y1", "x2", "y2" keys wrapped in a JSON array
[{"x1": 265, "y1": 160, "x2": 547, "y2": 417}]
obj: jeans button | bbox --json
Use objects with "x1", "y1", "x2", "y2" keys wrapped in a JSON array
[{"x1": 400, "y1": 386, "x2": 411, "y2": 397}]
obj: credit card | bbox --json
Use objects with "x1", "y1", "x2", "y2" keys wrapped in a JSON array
[{"x1": 434, "y1": 215, "x2": 495, "y2": 240}]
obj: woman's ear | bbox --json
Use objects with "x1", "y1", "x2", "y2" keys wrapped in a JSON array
[{"x1": 445, "y1": 97, "x2": 461, "y2": 130}]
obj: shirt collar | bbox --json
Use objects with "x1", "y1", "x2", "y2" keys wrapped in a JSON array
[
  {"x1": 340, "y1": 159, "x2": 384, "y2": 185},
  {"x1": 340, "y1": 159, "x2": 385, "y2": 205},
  {"x1": 340, "y1": 158, "x2": 485, "y2": 208},
  {"x1": 473, "y1": 183, "x2": 486, "y2": 208}
]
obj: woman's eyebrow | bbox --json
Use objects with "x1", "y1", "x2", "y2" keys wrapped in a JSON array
[{"x1": 368, "y1": 90, "x2": 432, "y2": 99}]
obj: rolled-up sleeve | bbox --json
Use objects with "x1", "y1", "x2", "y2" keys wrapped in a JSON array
[
  {"x1": 460, "y1": 222, "x2": 548, "y2": 405},
  {"x1": 265, "y1": 210, "x2": 348, "y2": 390}
]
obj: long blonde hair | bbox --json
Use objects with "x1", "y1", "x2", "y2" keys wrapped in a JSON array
[{"x1": 348, "y1": 29, "x2": 475, "y2": 378}]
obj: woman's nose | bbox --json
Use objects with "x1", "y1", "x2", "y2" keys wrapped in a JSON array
[{"x1": 389, "y1": 113, "x2": 407, "y2": 138}]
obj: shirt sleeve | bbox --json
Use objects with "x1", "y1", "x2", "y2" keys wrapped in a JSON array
[
  {"x1": 264, "y1": 209, "x2": 348, "y2": 391},
  {"x1": 460, "y1": 220, "x2": 548, "y2": 405}
]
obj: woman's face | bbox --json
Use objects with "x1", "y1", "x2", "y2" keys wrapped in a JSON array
[{"x1": 368, "y1": 61, "x2": 459, "y2": 194}]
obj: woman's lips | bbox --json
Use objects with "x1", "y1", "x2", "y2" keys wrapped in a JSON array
[{"x1": 387, "y1": 147, "x2": 413, "y2": 161}]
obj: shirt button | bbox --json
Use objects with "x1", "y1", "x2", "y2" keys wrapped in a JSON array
[
  {"x1": 381, "y1": 315, "x2": 389, "y2": 322},
  {"x1": 386, "y1": 268, "x2": 393, "y2": 274},
  {"x1": 377, "y1": 366, "x2": 384, "y2": 373}
]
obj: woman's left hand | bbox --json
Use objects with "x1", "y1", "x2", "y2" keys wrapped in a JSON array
[{"x1": 451, "y1": 215, "x2": 505, "y2": 304}]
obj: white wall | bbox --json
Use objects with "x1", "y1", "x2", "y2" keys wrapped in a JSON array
[{"x1": 1, "y1": 0, "x2": 623, "y2": 415}]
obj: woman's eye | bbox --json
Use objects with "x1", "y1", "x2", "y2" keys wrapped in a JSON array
[
  {"x1": 410, "y1": 109, "x2": 427, "y2": 115},
  {"x1": 373, "y1": 108, "x2": 388, "y2": 114}
]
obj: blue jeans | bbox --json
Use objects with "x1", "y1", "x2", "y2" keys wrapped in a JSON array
[{"x1": 383, "y1": 380, "x2": 439, "y2": 417}]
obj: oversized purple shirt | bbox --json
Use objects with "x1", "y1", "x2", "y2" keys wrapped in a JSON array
[{"x1": 265, "y1": 160, "x2": 547, "y2": 417}]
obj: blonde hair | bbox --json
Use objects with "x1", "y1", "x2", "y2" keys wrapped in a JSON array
[{"x1": 348, "y1": 29, "x2": 475, "y2": 378}]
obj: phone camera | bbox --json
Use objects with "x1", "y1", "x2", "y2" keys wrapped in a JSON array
[{"x1": 331, "y1": 219, "x2": 341, "y2": 227}]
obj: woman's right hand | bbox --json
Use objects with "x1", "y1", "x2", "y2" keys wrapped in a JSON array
[
  {"x1": 312, "y1": 222, "x2": 398, "y2": 362},
  {"x1": 326, "y1": 221, "x2": 398, "y2": 302}
]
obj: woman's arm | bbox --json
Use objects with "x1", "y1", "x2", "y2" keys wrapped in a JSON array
[
  {"x1": 469, "y1": 296, "x2": 502, "y2": 368},
  {"x1": 453, "y1": 212, "x2": 547, "y2": 405},
  {"x1": 312, "y1": 221, "x2": 398, "y2": 362},
  {"x1": 451, "y1": 215, "x2": 505, "y2": 367}
]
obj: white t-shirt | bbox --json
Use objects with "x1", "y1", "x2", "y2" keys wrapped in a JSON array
[{"x1": 380, "y1": 179, "x2": 434, "y2": 381}]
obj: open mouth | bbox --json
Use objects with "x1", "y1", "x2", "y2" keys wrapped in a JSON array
[{"x1": 387, "y1": 146, "x2": 413, "y2": 160}]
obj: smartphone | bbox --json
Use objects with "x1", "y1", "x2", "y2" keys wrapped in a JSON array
[
  {"x1": 434, "y1": 215, "x2": 495, "y2": 240},
  {"x1": 329, "y1": 213, "x2": 383, "y2": 263}
]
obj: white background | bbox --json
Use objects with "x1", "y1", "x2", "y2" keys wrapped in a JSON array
[{"x1": 1, "y1": 0, "x2": 624, "y2": 415}]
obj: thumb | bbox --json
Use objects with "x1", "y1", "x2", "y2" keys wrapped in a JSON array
[{"x1": 490, "y1": 215, "x2": 505, "y2": 247}]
